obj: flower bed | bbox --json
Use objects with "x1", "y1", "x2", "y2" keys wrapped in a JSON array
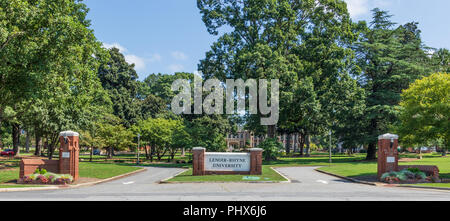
[
  {"x1": 381, "y1": 168, "x2": 438, "y2": 184},
  {"x1": 19, "y1": 169, "x2": 73, "y2": 185}
]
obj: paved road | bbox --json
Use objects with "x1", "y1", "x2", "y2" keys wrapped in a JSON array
[{"x1": 0, "y1": 167, "x2": 448, "y2": 201}]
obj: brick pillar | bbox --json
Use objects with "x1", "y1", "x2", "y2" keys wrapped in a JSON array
[
  {"x1": 377, "y1": 133, "x2": 399, "y2": 180},
  {"x1": 59, "y1": 131, "x2": 80, "y2": 181},
  {"x1": 192, "y1": 147, "x2": 206, "y2": 176},
  {"x1": 250, "y1": 148, "x2": 263, "y2": 175}
]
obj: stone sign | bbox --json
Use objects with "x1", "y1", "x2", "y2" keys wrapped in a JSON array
[
  {"x1": 205, "y1": 153, "x2": 251, "y2": 172},
  {"x1": 192, "y1": 147, "x2": 263, "y2": 176}
]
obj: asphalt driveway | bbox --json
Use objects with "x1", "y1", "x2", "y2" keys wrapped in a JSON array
[{"x1": 0, "y1": 167, "x2": 448, "y2": 201}]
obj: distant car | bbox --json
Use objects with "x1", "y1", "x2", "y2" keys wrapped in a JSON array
[
  {"x1": 93, "y1": 149, "x2": 101, "y2": 155},
  {"x1": 0, "y1": 149, "x2": 15, "y2": 156}
]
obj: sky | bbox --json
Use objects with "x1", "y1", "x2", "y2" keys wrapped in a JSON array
[{"x1": 84, "y1": 0, "x2": 450, "y2": 80}]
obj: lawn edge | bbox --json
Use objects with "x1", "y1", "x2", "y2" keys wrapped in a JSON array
[
  {"x1": 314, "y1": 168, "x2": 380, "y2": 186},
  {"x1": 315, "y1": 167, "x2": 450, "y2": 192},
  {"x1": 270, "y1": 167, "x2": 291, "y2": 183},
  {"x1": 0, "y1": 167, "x2": 146, "y2": 192},
  {"x1": 398, "y1": 184, "x2": 450, "y2": 191}
]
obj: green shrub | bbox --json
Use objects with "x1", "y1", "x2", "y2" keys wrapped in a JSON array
[
  {"x1": 258, "y1": 138, "x2": 283, "y2": 161},
  {"x1": 33, "y1": 168, "x2": 48, "y2": 175},
  {"x1": 407, "y1": 168, "x2": 421, "y2": 173}
]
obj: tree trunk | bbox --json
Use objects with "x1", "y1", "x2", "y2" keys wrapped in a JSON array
[
  {"x1": 293, "y1": 134, "x2": 297, "y2": 153},
  {"x1": 108, "y1": 147, "x2": 113, "y2": 159},
  {"x1": 144, "y1": 145, "x2": 149, "y2": 160},
  {"x1": 299, "y1": 134, "x2": 305, "y2": 156},
  {"x1": 305, "y1": 134, "x2": 310, "y2": 157},
  {"x1": 267, "y1": 125, "x2": 276, "y2": 138},
  {"x1": 285, "y1": 134, "x2": 291, "y2": 154},
  {"x1": 366, "y1": 142, "x2": 377, "y2": 160},
  {"x1": 90, "y1": 146, "x2": 93, "y2": 162},
  {"x1": 12, "y1": 123, "x2": 20, "y2": 156},
  {"x1": 47, "y1": 135, "x2": 58, "y2": 160},
  {"x1": 150, "y1": 145, "x2": 154, "y2": 162},
  {"x1": 25, "y1": 130, "x2": 30, "y2": 153},
  {"x1": 34, "y1": 131, "x2": 41, "y2": 156},
  {"x1": 181, "y1": 148, "x2": 185, "y2": 157}
]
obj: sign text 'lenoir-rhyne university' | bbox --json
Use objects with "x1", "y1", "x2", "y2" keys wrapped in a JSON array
[
  {"x1": 170, "y1": 75, "x2": 279, "y2": 125},
  {"x1": 205, "y1": 153, "x2": 251, "y2": 172}
]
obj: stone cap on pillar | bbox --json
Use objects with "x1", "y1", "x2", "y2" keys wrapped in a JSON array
[
  {"x1": 59, "y1": 131, "x2": 79, "y2": 137},
  {"x1": 249, "y1": 148, "x2": 263, "y2": 152},
  {"x1": 192, "y1": 147, "x2": 206, "y2": 151},
  {"x1": 378, "y1": 133, "x2": 398, "y2": 140}
]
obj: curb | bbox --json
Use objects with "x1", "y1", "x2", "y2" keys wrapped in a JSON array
[
  {"x1": 159, "y1": 168, "x2": 189, "y2": 183},
  {"x1": 0, "y1": 168, "x2": 147, "y2": 193},
  {"x1": 159, "y1": 167, "x2": 290, "y2": 184},
  {"x1": 0, "y1": 186, "x2": 61, "y2": 192},
  {"x1": 397, "y1": 185, "x2": 450, "y2": 191},
  {"x1": 315, "y1": 168, "x2": 450, "y2": 191},
  {"x1": 270, "y1": 167, "x2": 291, "y2": 183},
  {"x1": 314, "y1": 168, "x2": 380, "y2": 186}
]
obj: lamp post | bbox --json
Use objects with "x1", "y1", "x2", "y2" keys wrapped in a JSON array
[{"x1": 137, "y1": 133, "x2": 140, "y2": 165}]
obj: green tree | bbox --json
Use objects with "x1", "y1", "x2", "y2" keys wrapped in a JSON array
[
  {"x1": 137, "y1": 117, "x2": 177, "y2": 162},
  {"x1": 353, "y1": 9, "x2": 432, "y2": 160},
  {"x1": 169, "y1": 119, "x2": 191, "y2": 162},
  {"x1": 431, "y1": 48, "x2": 450, "y2": 73},
  {"x1": 97, "y1": 48, "x2": 140, "y2": 128},
  {"x1": 97, "y1": 115, "x2": 135, "y2": 159},
  {"x1": 188, "y1": 115, "x2": 232, "y2": 152},
  {"x1": 198, "y1": 0, "x2": 358, "y2": 147},
  {"x1": 397, "y1": 73, "x2": 449, "y2": 156}
]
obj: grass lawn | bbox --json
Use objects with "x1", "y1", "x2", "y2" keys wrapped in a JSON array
[
  {"x1": 78, "y1": 162, "x2": 141, "y2": 179},
  {"x1": 167, "y1": 166, "x2": 287, "y2": 183},
  {"x1": 0, "y1": 162, "x2": 141, "y2": 183},
  {"x1": 403, "y1": 183, "x2": 450, "y2": 189},
  {"x1": 0, "y1": 168, "x2": 19, "y2": 183},
  {"x1": 317, "y1": 153, "x2": 450, "y2": 181}
]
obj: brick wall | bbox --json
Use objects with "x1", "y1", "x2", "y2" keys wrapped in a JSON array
[{"x1": 20, "y1": 159, "x2": 59, "y2": 178}]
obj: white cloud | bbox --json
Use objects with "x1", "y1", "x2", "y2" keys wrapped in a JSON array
[
  {"x1": 171, "y1": 51, "x2": 188, "y2": 60},
  {"x1": 148, "y1": 53, "x2": 162, "y2": 63},
  {"x1": 345, "y1": 0, "x2": 369, "y2": 18},
  {"x1": 168, "y1": 64, "x2": 185, "y2": 73},
  {"x1": 125, "y1": 54, "x2": 146, "y2": 72},
  {"x1": 102, "y1": 42, "x2": 128, "y2": 53},
  {"x1": 344, "y1": 0, "x2": 391, "y2": 18},
  {"x1": 103, "y1": 42, "x2": 162, "y2": 72}
]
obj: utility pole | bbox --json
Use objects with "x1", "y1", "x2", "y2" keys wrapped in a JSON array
[{"x1": 137, "y1": 133, "x2": 140, "y2": 165}]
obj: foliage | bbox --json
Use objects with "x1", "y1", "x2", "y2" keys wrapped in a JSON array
[
  {"x1": 97, "y1": 115, "x2": 135, "y2": 158},
  {"x1": 258, "y1": 138, "x2": 283, "y2": 161},
  {"x1": 0, "y1": 0, "x2": 112, "y2": 156},
  {"x1": 397, "y1": 73, "x2": 449, "y2": 152},
  {"x1": 188, "y1": 115, "x2": 232, "y2": 152},
  {"x1": 381, "y1": 169, "x2": 427, "y2": 183},
  {"x1": 353, "y1": 9, "x2": 432, "y2": 160},
  {"x1": 23, "y1": 171, "x2": 73, "y2": 184},
  {"x1": 97, "y1": 48, "x2": 140, "y2": 128},
  {"x1": 136, "y1": 117, "x2": 178, "y2": 161}
]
